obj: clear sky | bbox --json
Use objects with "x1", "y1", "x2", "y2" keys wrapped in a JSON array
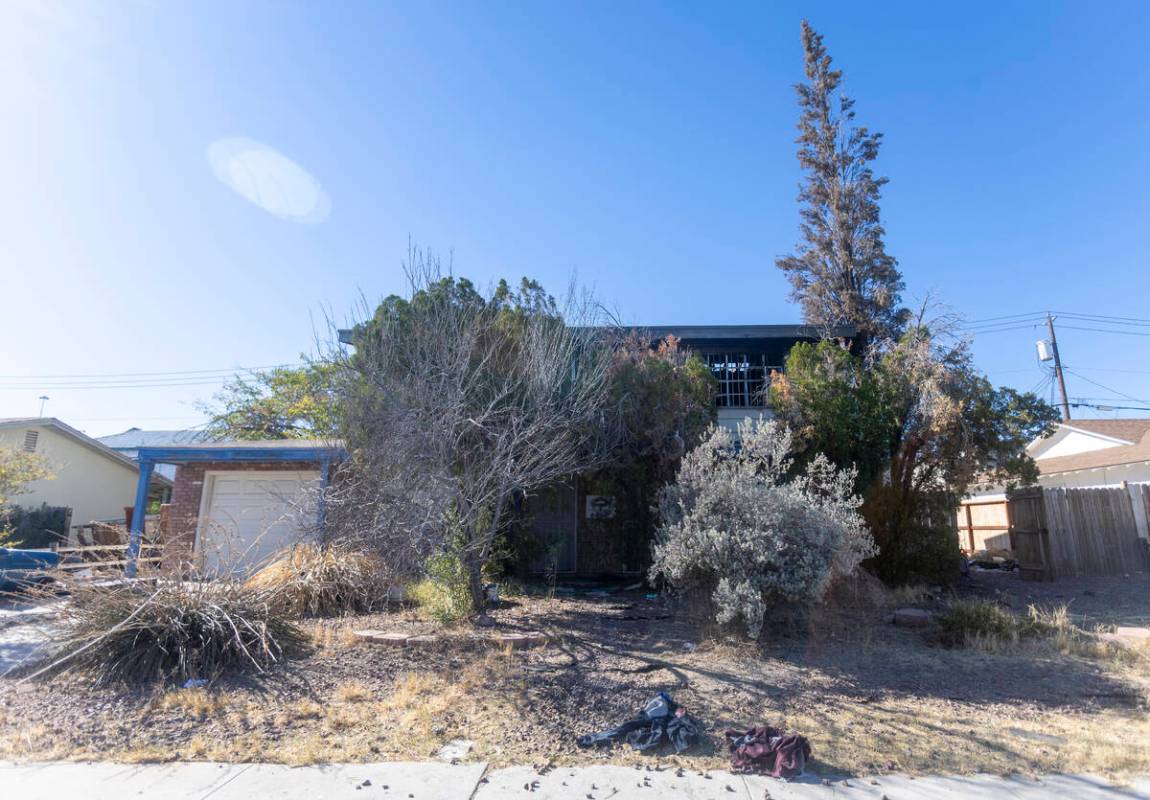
[{"x1": 2, "y1": 0, "x2": 1149, "y2": 437}]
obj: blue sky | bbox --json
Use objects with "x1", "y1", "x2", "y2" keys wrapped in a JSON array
[{"x1": 2, "y1": 0, "x2": 1148, "y2": 436}]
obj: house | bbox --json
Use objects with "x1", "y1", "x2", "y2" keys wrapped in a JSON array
[
  {"x1": 96, "y1": 427, "x2": 213, "y2": 482},
  {"x1": 0, "y1": 418, "x2": 172, "y2": 538},
  {"x1": 958, "y1": 419, "x2": 1150, "y2": 550},
  {"x1": 131, "y1": 325, "x2": 846, "y2": 578},
  {"x1": 125, "y1": 439, "x2": 343, "y2": 576},
  {"x1": 519, "y1": 324, "x2": 853, "y2": 575}
]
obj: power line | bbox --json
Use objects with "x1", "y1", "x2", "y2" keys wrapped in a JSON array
[
  {"x1": 1057, "y1": 324, "x2": 1150, "y2": 338},
  {"x1": 1064, "y1": 368, "x2": 1150, "y2": 407},
  {"x1": 0, "y1": 363, "x2": 303, "y2": 380}
]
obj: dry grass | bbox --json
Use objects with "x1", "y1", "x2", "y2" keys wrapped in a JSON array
[
  {"x1": 333, "y1": 681, "x2": 373, "y2": 703},
  {"x1": 246, "y1": 542, "x2": 394, "y2": 617},
  {"x1": 153, "y1": 688, "x2": 225, "y2": 720},
  {"x1": 3, "y1": 583, "x2": 1150, "y2": 778}
]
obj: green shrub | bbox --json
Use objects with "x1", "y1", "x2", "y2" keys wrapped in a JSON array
[
  {"x1": 0, "y1": 503, "x2": 70, "y2": 549},
  {"x1": 408, "y1": 552, "x2": 473, "y2": 623},
  {"x1": 937, "y1": 599, "x2": 1018, "y2": 646}
]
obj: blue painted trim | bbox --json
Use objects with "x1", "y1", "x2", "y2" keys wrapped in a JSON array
[
  {"x1": 125, "y1": 459, "x2": 154, "y2": 578},
  {"x1": 136, "y1": 446, "x2": 345, "y2": 464}
]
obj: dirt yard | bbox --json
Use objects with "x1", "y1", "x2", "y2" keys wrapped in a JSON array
[{"x1": 1, "y1": 571, "x2": 1149, "y2": 778}]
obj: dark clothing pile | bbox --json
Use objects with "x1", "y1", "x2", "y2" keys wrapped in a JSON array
[
  {"x1": 576, "y1": 692, "x2": 702, "y2": 753},
  {"x1": 725, "y1": 726, "x2": 811, "y2": 779}
]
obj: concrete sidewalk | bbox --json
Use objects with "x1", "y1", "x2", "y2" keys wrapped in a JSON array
[{"x1": 1, "y1": 761, "x2": 1147, "y2": 799}]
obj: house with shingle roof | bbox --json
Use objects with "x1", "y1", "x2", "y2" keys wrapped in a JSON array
[{"x1": 1028, "y1": 419, "x2": 1150, "y2": 486}]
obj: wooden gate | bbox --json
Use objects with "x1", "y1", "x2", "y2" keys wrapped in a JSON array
[{"x1": 1007, "y1": 486, "x2": 1149, "y2": 578}]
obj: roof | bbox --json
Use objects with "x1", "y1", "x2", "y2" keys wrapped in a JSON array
[
  {"x1": 0, "y1": 418, "x2": 173, "y2": 486},
  {"x1": 1037, "y1": 419, "x2": 1150, "y2": 476},
  {"x1": 630, "y1": 324, "x2": 855, "y2": 343},
  {"x1": 97, "y1": 428, "x2": 213, "y2": 449},
  {"x1": 1055, "y1": 419, "x2": 1150, "y2": 445},
  {"x1": 136, "y1": 438, "x2": 345, "y2": 464}
]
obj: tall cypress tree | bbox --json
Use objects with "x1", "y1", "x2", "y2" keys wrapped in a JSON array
[{"x1": 777, "y1": 21, "x2": 905, "y2": 341}]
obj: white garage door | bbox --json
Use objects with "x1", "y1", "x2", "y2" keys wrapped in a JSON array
[{"x1": 197, "y1": 471, "x2": 320, "y2": 576}]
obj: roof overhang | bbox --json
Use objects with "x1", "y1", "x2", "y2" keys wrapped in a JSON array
[
  {"x1": 0, "y1": 417, "x2": 172, "y2": 485},
  {"x1": 136, "y1": 443, "x2": 346, "y2": 464}
]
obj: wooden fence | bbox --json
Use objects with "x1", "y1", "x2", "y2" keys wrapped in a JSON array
[
  {"x1": 956, "y1": 498, "x2": 1011, "y2": 553},
  {"x1": 1007, "y1": 485, "x2": 1150, "y2": 578}
]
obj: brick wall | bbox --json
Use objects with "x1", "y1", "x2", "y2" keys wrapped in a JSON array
[{"x1": 164, "y1": 460, "x2": 322, "y2": 568}]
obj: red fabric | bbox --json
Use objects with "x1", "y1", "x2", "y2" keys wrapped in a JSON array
[{"x1": 725, "y1": 726, "x2": 811, "y2": 779}]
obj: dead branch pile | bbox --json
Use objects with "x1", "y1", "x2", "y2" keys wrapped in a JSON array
[{"x1": 38, "y1": 578, "x2": 307, "y2": 685}]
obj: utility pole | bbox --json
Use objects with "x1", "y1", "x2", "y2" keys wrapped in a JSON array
[{"x1": 1046, "y1": 313, "x2": 1071, "y2": 422}]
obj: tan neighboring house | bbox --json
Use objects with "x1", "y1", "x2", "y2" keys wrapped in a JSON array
[
  {"x1": 960, "y1": 419, "x2": 1150, "y2": 550},
  {"x1": 0, "y1": 417, "x2": 171, "y2": 537}
]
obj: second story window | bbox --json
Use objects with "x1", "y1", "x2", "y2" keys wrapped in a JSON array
[{"x1": 705, "y1": 353, "x2": 780, "y2": 407}]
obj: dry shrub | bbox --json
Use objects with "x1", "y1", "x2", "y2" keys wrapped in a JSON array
[
  {"x1": 939, "y1": 600, "x2": 1147, "y2": 664},
  {"x1": 246, "y1": 542, "x2": 392, "y2": 617},
  {"x1": 37, "y1": 578, "x2": 306, "y2": 685},
  {"x1": 154, "y1": 688, "x2": 225, "y2": 720}
]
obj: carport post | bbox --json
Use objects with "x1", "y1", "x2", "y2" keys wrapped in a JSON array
[{"x1": 125, "y1": 459, "x2": 154, "y2": 578}]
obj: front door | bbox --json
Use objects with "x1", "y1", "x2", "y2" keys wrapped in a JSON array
[{"x1": 526, "y1": 482, "x2": 577, "y2": 574}]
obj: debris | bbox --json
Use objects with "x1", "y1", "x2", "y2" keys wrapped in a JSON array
[
  {"x1": 576, "y1": 692, "x2": 702, "y2": 753},
  {"x1": 682, "y1": 642, "x2": 697, "y2": 652},
  {"x1": 622, "y1": 583, "x2": 643, "y2": 591},
  {"x1": 726, "y1": 725, "x2": 812, "y2": 779},
  {"x1": 182, "y1": 678, "x2": 208, "y2": 689},
  {"x1": 435, "y1": 739, "x2": 474, "y2": 760}
]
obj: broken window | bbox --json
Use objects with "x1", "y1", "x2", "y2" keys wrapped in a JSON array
[{"x1": 704, "y1": 353, "x2": 781, "y2": 408}]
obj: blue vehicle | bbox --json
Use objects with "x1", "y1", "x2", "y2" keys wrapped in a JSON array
[{"x1": 0, "y1": 547, "x2": 61, "y2": 593}]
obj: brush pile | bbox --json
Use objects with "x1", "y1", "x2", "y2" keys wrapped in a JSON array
[
  {"x1": 246, "y1": 541, "x2": 393, "y2": 617},
  {"x1": 42, "y1": 578, "x2": 306, "y2": 685}
]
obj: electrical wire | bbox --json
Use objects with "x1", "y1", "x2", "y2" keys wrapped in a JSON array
[{"x1": 1064, "y1": 369, "x2": 1150, "y2": 406}]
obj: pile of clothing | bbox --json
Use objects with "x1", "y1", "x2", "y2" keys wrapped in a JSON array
[
  {"x1": 725, "y1": 726, "x2": 812, "y2": 779},
  {"x1": 576, "y1": 692, "x2": 701, "y2": 753}
]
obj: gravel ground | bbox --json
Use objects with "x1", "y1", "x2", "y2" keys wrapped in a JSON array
[{"x1": 1, "y1": 574, "x2": 1148, "y2": 777}]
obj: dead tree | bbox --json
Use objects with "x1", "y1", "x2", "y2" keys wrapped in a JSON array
[{"x1": 327, "y1": 251, "x2": 618, "y2": 614}]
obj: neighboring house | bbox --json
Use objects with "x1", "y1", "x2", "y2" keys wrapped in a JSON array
[
  {"x1": 0, "y1": 418, "x2": 172, "y2": 536},
  {"x1": 97, "y1": 427, "x2": 213, "y2": 482},
  {"x1": 126, "y1": 440, "x2": 342, "y2": 575},
  {"x1": 959, "y1": 419, "x2": 1150, "y2": 550}
]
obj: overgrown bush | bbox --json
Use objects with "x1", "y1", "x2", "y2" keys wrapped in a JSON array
[
  {"x1": 937, "y1": 599, "x2": 1018, "y2": 647},
  {"x1": 651, "y1": 419, "x2": 876, "y2": 639},
  {"x1": 407, "y1": 552, "x2": 474, "y2": 623},
  {"x1": 863, "y1": 486, "x2": 962, "y2": 586},
  {"x1": 0, "y1": 503, "x2": 70, "y2": 549},
  {"x1": 246, "y1": 542, "x2": 393, "y2": 617},
  {"x1": 39, "y1": 579, "x2": 307, "y2": 685}
]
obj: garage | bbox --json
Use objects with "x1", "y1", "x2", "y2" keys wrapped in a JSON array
[
  {"x1": 124, "y1": 440, "x2": 344, "y2": 578},
  {"x1": 197, "y1": 470, "x2": 320, "y2": 575}
]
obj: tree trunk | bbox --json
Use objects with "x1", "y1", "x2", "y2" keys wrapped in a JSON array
[{"x1": 466, "y1": 552, "x2": 486, "y2": 615}]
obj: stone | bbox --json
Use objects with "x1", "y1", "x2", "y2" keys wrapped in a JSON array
[
  {"x1": 435, "y1": 739, "x2": 474, "y2": 761},
  {"x1": 893, "y1": 608, "x2": 931, "y2": 628},
  {"x1": 406, "y1": 634, "x2": 440, "y2": 646},
  {"x1": 353, "y1": 630, "x2": 410, "y2": 646},
  {"x1": 493, "y1": 632, "x2": 547, "y2": 649}
]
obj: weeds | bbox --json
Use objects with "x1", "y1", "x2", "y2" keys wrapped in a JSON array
[{"x1": 408, "y1": 553, "x2": 473, "y2": 623}]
